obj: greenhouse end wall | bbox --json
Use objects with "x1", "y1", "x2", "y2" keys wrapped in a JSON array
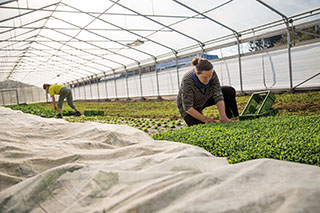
[
  {"x1": 0, "y1": 87, "x2": 46, "y2": 106},
  {"x1": 0, "y1": 81, "x2": 46, "y2": 106}
]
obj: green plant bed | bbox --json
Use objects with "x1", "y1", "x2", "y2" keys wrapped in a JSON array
[
  {"x1": 7, "y1": 104, "x2": 77, "y2": 118},
  {"x1": 7, "y1": 104, "x2": 57, "y2": 118},
  {"x1": 84, "y1": 110, "x2": 104, "y2": 116},
  {"x1": 152, "y1": 115, "x2": 320, "y2": 166},
  {"x1": 64, "y1": 115, "x2": 185, "y2": 135},
  {"x1": 28, "y1": 91, "x2": 320, "y2": 119}
]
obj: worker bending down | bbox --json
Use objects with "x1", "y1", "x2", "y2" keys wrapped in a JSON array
[
  {"x1": 43, "y1": 83, "x2": 81, "y2": 118},
  {"x1": 176, "y1": 57, "x2": 239, "y2": 126}
]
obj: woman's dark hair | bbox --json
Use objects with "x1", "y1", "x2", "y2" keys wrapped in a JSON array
[
  {"x1": 191, "y1": 57, "x2": 213, "y2": 74},
  {"x1": 43, "y1": 83, "x2": 51, "y2": 89}
]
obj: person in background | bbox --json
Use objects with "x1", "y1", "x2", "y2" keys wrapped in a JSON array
[
  {"x1": 43, "y1": 83, "x2": 82, "y2": 118},
  {"x1": 177, "y1": 57, "x2": 239, "y2": 126}
]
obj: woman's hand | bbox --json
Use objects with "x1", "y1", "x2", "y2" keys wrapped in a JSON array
[
  {"x1": 220, "y1": 116, "x2": 233, "y2": 123},
  {"x1": 216, "y1": 101, "x2": 233, "y2": 123},
  {"x1": 204, "y1": 117, "x2": 216, "y2": 124},
  {"x1": 185, "y1": 108, "x2": 217, "y2": 124}
]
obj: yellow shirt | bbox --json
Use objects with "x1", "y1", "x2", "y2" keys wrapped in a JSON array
[{"x1": 48, "y1": 84, "x2": 66, "y2": 97}]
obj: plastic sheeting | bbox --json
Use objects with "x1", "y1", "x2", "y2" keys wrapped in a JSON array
[
  {"x1": 1, "y1": 0, "x2": 319, "y2": 86},
  {"x1": 0, "y1": 80, "x2": 46, "y2": 105},
  {"x1": 1, "y1": 106, "x2": 320, "y2": 213},
  {"x1": 70, "y1": 42, "x2": 320, "y2": 100}
]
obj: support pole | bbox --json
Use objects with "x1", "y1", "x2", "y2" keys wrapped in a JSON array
[
  {"x1": 89, "y1": 77, "x2": 93, "y2": 100},
  {"x1": 31, "y1": 85, "x2": 34, "y2": 103},
  {"x1": 76, "y1": 81, "x2": 80, "y2": 101},
  {"x1": 154, "y1": 60, "x2": 161, "y2": 99},
  {"x1": 82, "y1": 78, "x2": 86, "y2": 100},
  {"x1": 37, "y1": 85, "x2": 40, "y2": 104},
  {"x1": 16, "y1": 89, "x2": 19, "y2": 105},
  {"x1": 175, "y1": 53, "x2": 180, "y2": 90},
  {"x1": 256, "y1": 0, "x2": 293, "y2": 91},
  {"x1": 287, "y1": 21, "x2": 293, "y2": 90},
  {"x1": 73, "y1": 82, "x2": 76, "y2": 100},
  {"x1": 293, "y1": 72, "x2": 320, "y2": 90},
  {"x1": 1, "y1": 91, "x2": 4, "y2": 106},
  {"x1": 236, "y1": 35, "x2": 243, "y2": 92},
  {"x1": 125, "y1": 68, "x2": 130, "y2": 100},
  {"x1": 138, "y1": 64, "x2": 144, "y2": 100},
  {"x1": 96, "y1": 75, "x2": 100, "y2": 101},
  {"x1": 113, "y1": 71, "x2": 118, "y2": 100},
  {"x1": 104, "y1": 73, "x2": 108, "y2": 100},
  {"x1": 45, "y1": 86, "x2": 48, "y2": 103},
  {"x1": 172, "y1": 0, "x2": 243, "y2": 93}
]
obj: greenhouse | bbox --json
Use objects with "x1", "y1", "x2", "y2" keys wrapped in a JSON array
[
  {"x1": 1, "y1": 0, "x2": 320, "y2": 212},
  {"x1": 1, "y1": 0, "x2": 319, "y2": 104}
]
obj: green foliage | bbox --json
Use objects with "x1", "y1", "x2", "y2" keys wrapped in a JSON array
[
  {"x1": 7, "y1": 104, "x2": 76, "y2": 117},
  {"x1": 67, "y1": 100, "x2": 181, "y2": 119},
  {"x1": 152, "y1": 116, "x2": 320, "y2": 166},
  {"x1": 61, "y1": 109, "x2": 76, "y2": 116},
  {"x1": 33, "y1": 91, "x2": 320, "y2": 119},
  {"x1": 5, "y1": 91, "x2": 320, "y2": 166},
  {"x1": 7, "y1": 104, "x2": 57, "y2": 118},
  {"x1": 64, "y1": 115, "x2": 183, "y2": 135}
]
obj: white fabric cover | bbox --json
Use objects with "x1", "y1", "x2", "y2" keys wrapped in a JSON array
[{"x1": 0, "y1": 107, "x2": 319, "y2": 213}]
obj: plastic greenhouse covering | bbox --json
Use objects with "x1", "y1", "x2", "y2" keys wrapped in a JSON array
[
  {"x1": 1, "y1": 2, "x2": 320, "y2": 212},
  {"x1": 0, "y1": 0, "x2": 319, "y2": 104}
]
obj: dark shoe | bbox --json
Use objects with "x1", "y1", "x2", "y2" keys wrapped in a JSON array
[
  {"x1": 57, "y1": 113, "x2": 63, "y2": 119},
  {"x1": 75, "y1": 111, "x2": 82, "y2": 116}
]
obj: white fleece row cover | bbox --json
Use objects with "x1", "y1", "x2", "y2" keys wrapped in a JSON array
[{"x1": 0, "y1": 107, "x2": 319, "y2": 213}]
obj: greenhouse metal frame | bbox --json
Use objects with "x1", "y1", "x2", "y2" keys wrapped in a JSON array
[{"x1": 0, "y1": 0, "x2": 319, "y2": 105}]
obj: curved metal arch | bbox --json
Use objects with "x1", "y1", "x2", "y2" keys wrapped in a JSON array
[
  {"x1": 17, "y1": 0, "x2": 135, "y2": 71},
  {"x1": 0, "y1": 0, "x2": 18, "y2": 6},
  {"x1": 26, "y1": 50, "x2": 97, "y2": 78},
  {"x1": 107, "y1": 0, "x2": 205, "y2": 50},
  {"x1": 256, "y1": 0, "x2": 293, "y2": 91},
  {"x1": 10, "y1": 0, "x2": 125, "y2": 81},
  {"x1": 0, "y1": 2, "x2": 59, "y2": 24},
  {"x1": 1, "y1": 34, "x2": 38, "y2": 51},
  {"x1": 60, "y1": 2, "x2": 159, "y2": 60},
  {"x1": 50, "y1": 16, "x2": 138, "y2": 65},
  {"x1": 0, "y1": 4, "x2": 207, "y2": 20},
  {"x1": 0, "y1": 16, "x2": 50, "y2": 36},
  {"x1": 47, "y1": 26, "x2": 130, "y2": 67},
  {"x1": 0, "y1": 25, "x2": 173, "y2": 33},
  {"x1": 19, "y1": 43, "x2": 102, "y2": 83},
  {"x1": 172, "y1": 0, "x2": 243, "y2": 92},
  {"x1": 49, "y1": 0, "x2": 140, "y2": 65},
  {"x1": 6, "y1": 2, "x2": 62, "y2": 80},
  {"x1": 5, "y1": 40, "x2": 108, "y2": 79},
  {"x1": 172, "y1": 0, "x2": 239, "y2": 36},
  {"x1": 61, "y1": 2, "x2": 177, "y2": 56},
  {"x1": 33, "y1": 37, "x2": 113, "y2": 73},
  {"x1": 144, "y1": 1, "x2": 234, "y2": 40}
]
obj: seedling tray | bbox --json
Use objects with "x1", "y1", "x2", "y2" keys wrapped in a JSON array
[
  {"x1": 239, "y1": 107, "x2": 279, "y2": 120},
  {"x1": 84, "y1": 110, "x2": 104, "y2": 116},
  {"x1": 239, "y1": 91, "x2": 278, "y2": 120}
]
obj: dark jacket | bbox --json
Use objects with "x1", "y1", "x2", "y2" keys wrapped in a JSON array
[{"x1": 177, "y1": 70, "x2": 224, "y2": 118}]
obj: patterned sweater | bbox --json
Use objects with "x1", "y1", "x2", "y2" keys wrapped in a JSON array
[{"x1": 176, "y1": 70, "x2": 224, "y2": 118}]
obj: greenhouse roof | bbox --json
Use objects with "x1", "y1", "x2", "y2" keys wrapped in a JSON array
[{"x1": 0, "y1": 0, "x2": 319, "y2": 86}]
